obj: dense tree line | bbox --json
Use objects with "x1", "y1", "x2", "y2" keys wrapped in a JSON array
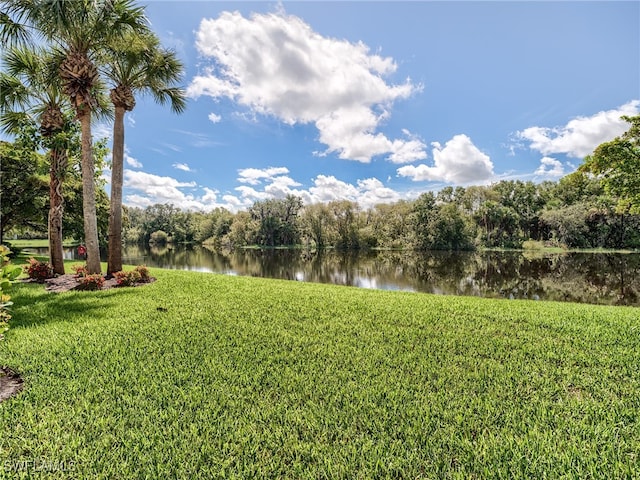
[
  {"x1": 121, "y1": 172, "x2": 640, "y2": 252},
  {"x1": 0, "y1": 124, "x2": 110, "y2": 245},
  {"x1": 3, "y1": 113, "x2": 640, "y2": 253}
]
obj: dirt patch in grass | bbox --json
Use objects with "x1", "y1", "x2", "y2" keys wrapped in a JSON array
[
  {"x1": 0, "y1": 366, "x2": 23, "y2": 403},
  {"x1": 43, "y1": 274, "x2": 156, "y2": 293}
]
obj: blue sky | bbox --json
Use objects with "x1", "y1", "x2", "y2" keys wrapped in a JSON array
[{"x1": 98, "y1": 1, "x2": 639, "y2": 212}]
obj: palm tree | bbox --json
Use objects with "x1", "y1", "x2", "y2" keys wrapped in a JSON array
[
  {"x1": 4, "y1": 0, "x2": 148, "y2": 274},
  {"x1": 102, "y1": 31, "x2": 186, "y2": 275},
  {"x1": 0, "y1": 46, "x2": 70, "y2": 274}
]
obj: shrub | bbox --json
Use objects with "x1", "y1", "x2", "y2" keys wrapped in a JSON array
[
  {"x1": 25, "y1": 257, "x2": 54, "y2": 282},
  {"x1": 0, "y1": 246, "x2": 22, "y2": 335},
  {"x1": 135, "y1": 265, "x2": 150, "y2": 283},
  {"x1": 149, "y1": 230, "x2": 168, "y2": 246},
  {"x1": 114, "y1": 270, "x2": 142, "y2": 287},
  {"x1": 522, "y1": 240, "x2": 545, "y2": 250},
  {"x1": 75, "y1": 274, "x2": 104, "y2": 291},
  {"x1": 114, "y1": 265, "x2": 150, "y2": 287},
  {"x1": 72, "y1": 264, "x2": 88, "y2": 278}
]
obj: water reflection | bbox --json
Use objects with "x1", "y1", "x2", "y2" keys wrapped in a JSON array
[
  {"x1": 23, "y1": 245, "x2": 640, "y2": 306},
  {"x1": 122, "y1": 246, "x2": 640, "y2": 306}
]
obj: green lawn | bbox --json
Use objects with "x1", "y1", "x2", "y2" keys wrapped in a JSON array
[
  {"x1": 1, "y1": 268, "x2": 639, "y2": 478},
  {"x1": 5, "y1": 239, "x2": 78, "y2": 249}
]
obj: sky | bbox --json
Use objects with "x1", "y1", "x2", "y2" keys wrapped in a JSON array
[{"x1": 96, "y1": 1, "x2": 639, "y2": 212}]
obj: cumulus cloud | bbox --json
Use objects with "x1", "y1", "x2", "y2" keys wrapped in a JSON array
[
  {"x1": 308, "y1": 175, "x2": 360, "y2": 203},
  {"x1": 188, "y1": 9, "x2": 425, "y2": 163},
  {"x1": 237, "y1": 166, "x2": 291, "y2": 185},
  {"x1": 125, "y1": 152, "x2": 143, "y2": 169},
  {"x1": 517, "y1": 100, "x2": 640, "y2": 158},
  {"x1": 208, "y1": 112, "x2": 221, "y2": 123},
  {"x1": 219, "y1": 172, "x2": 405, "y2": 212},
  {"x1": 397, "y1": 134, "x2": 494, "y2": 184},
  {"x1": 173, "y1": 162, "x2": 193, "y2": 172},
  {"x1": 123, "y1": 170, "x2": 237, "y2": 211},
  {"x1": 534, "y1": 157, "x2": 565, "y2": 177}
]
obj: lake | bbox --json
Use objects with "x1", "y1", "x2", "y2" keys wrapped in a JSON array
[{"x1": 29, "y1": 244, "x2": 640, "y2": 307}]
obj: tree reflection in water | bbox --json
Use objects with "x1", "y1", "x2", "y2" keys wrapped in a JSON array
[{"x1": 113, "y1": 245, "x2": 640, "y2": 306}]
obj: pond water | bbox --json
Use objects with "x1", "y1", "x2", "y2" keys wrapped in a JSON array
[{"x1": 24, "y1": 244, "x2": 640, "y2": 306}]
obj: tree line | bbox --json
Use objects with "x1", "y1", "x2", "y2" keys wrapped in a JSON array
[
  {"x1": 4, "y1": 113, "x2": 637, "y2": 254},
  {"x1": 120, "y1": 114, "x2": 640, "y2": 252},
  {"x1": 121, "y1": 172, "x2": 640, "y2": 251}
]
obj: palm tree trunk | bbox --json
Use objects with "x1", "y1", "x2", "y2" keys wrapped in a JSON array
[
  {"x1": 79, "y1": 111, "x2": 101, "y2": 274},
  {"x1": 107, "y1": 105, "x2": 125, "y2": 275},
  {"x1": 48, "y1": 148, "x2": 66, "y2": 275}
]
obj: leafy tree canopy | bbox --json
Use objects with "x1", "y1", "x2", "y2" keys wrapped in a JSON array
[{"x1": 581, "y1": 115, "x2": 640, "y2": 213}]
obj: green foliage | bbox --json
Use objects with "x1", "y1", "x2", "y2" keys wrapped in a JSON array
[
  {"x1": 250, "y1": 195, "x2": 303, "y2": 247},
  {"x1": 75, "y1": 273, "x2": 104, "y2": 291},
  {"x1": 149, "y1": 229, "x2": 168, "y2": 245},
  {"x1": 0, "y1": 122, "x2": 110, "y2": 245},
  {"x1": 72, "y1": 264, "x2": 88, "y2": 278},
  {"x1": 114, "y1": 265, "x2": 150, "y2": 286},
  {"x1": 24, "y1": 257, "x2": 54, "y2": 282},
  {"x1": 521, "y1": 239, "x2": 545, "y2": 250},
  {"x1": 120, "y1": 175, "x2": 640, "y2": 253},
  {"x1": 134, "y1": 264, "x2": 150, "y2": 282},
  {"x1": 0, "y1": 139, "x2": 49, "y2": 242},
  {"x1": 582, "y1": 115, "x2": 640, "y2": 213},
  {"x1": 114, "y1": 269, "x2": 141, "y2": 286},
  {"x1": 1, "y1": 271, "x2": 639, "y2": 477},
  {"x1": 0, "y1": 245, "x2": 21, "y2": 332}
]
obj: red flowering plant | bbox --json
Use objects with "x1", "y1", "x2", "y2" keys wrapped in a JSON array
[
  {"x1": 75, "y1": 274, "x2": 104, "y2": 291},
  {"x1": 25, "y1": 258, "x2": 54, "y2": 283},
  {"x1": 114, "y1": 270, "x2": 141, "y2": 287},
  {"x1": 72, "y1": 264, "x2": 88, "y2": 278}
]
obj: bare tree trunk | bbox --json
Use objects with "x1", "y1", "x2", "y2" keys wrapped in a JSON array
[
  {"x1": 107, "y1": 106, "x2": 125, "y2": 275},
  {"x1": 79, "y1": 112, "x2": 101, "y2": 274},
  {"x1": 48, "y1": 148, "x2": 66, "y2": 275}
]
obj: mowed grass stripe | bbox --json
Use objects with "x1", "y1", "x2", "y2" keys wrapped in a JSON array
[{"x1": 1, "y1": 269, "x2": 638, "y2": 478}]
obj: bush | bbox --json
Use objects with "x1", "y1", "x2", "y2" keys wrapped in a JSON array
[
  {"x1": 25, "y1": 257, "x2": 54, "y2": 282},
  {"x1": 149, "y1": 230, "x2": 168, "y2": 246},
  {"x1": 72, "y1": 264, "x2": 88, "y2": 278},
  {"x1": 0, "y1": 246, "x2": 22, "y2": 335},
  {"x1": 134, "y1": 265, "x2": 150, "y2": 283},
  {"x1": 114, "y1": 265, "x2": 151, "y2": 287},
  {"x1": 114, "y1": 270, "x2": 142, "y2": 287},
  {"x1": 522, "y1": 240, "x2": 545, "y2": 250},
  {"x1": 75, "y1": 274, "x2": 104, "y2": 291}
]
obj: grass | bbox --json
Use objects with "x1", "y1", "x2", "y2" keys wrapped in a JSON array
[
  {"x1": 5, "y1": 239, "x2": 78, "y2": 249},
  {"x1": 1, "y1": 267, "x2": 639, "y2": 478}
]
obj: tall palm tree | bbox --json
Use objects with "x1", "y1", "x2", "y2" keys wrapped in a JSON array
[
  {"x1": 102, "y1": 31, "x2": 186, "y2": 275},
  {"x1": 0, "y1": 46, "x2": 70, "y2": 274},
  {"x1": 4, "y1": 0, "x2": 148, "y2": 274}
]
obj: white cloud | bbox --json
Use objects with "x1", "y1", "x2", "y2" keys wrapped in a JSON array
[
  {"x1": 517, "y1": 100, "x2": 640, "y2": 158},
  {"x1": 92, "y1": 123, "x2": 112, "y2": 142},
  {"x1": 208, "y1": 112, "x2": 222, "y2": 123},
  {"x1": 304, "y1": 175, "x2": 401, "y2": 209},
  {"x1": 173, "y1": 162, "x2": 193, "y2": 172},
  {"x1": 237, "y1": 166, "x2": 291, "y2": 185},
  {"x1": 125, "y1": 152, "x2": 143, "y2": 168},
  {"x1": 534, "y1": 157, "x2": 564, "y2": 177},
  {"x1": 221, "y1": 172, "x2": 405, "y2": 211},
  {"x1": 308, "y1": 175, "x2": 360, "y2": 203},
  {"x1": 123, "y1": 170, "x2": 239, "y2": 211},
  {"x1": 188, "y1": 9, "x2": 425, "y2": 163},
  {"x1": 397, "y1": 134, "x2": 494, "y2": 184}
]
